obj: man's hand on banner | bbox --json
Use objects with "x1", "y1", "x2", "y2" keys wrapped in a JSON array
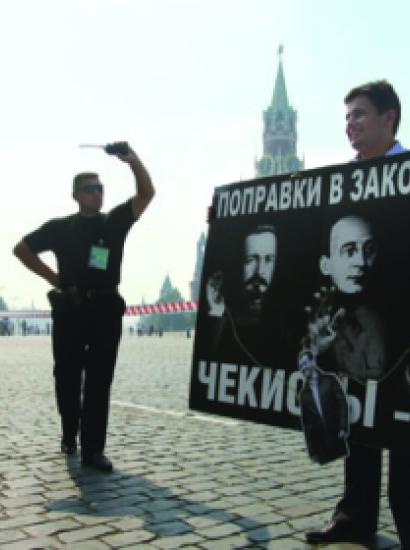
[
  {"x1": 206, "y1": 271, "x2": 225, "y2": 317},
  {"x1": 338, "y1": 429, "x2": 348, "y2": 440},
  {"x1": 206, "y1": 205, "x2": 216, "y2": 224},
  {"x1": 304, "y1": 286, "x2": 345, "y2": 357}
]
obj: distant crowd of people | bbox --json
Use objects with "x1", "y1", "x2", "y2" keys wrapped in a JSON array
[{"x1": 0, "y1": 318, "x2": 51, "y2": 336}]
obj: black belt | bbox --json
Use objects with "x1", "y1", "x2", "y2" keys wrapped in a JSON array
[{"x1": 81, "y1": 288, "x2": 118, "y2": 299}]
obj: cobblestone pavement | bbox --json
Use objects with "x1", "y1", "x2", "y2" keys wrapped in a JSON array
[{"x1": 0, "y1": 334, "x2": 401, "y2": 549}]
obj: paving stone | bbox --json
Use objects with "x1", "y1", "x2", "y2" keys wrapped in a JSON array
[
  {"x1": 65, "y1": 542, "x2": 111, "y2": 549},
  {"x1": 0, "y1": 495, "x2": 46, "y2": 509},
  {"x1": 228, "y1": 503, "x2": 277, "y2": 517},
  {"x1": 105, "y1": 516, "x2": 145, "y2": 531},
  {"x1": 147, "y1": 519, "x2": 192, "y2": 536},
  {"x1": 0, "y1": 514, "x2": 45, "y2": 530},
  {"x1": 74, "y1": 515, "x2": 116, "y2": 527},
  {"x1": 0, "y1": 529, "x2": 28, "y2": 544},
  {"x1": 0, "y1": 535, "x2": 62, "y2": 549},
  {"x1": 57, "y1": 525, "x2": 114, "y2": 544},
  {"x1": 148, "y1": 532, "x2": 204, "y2": 549},
  {"x1": 23, "y1": 518, "x2": 81, "y2": 537},
  {"x1": 101, "y1": 528, "x2": 155, "y2": 546},
  {"x1": 196, "y1": 522, "x2": 243, "y2": 539},
  {"x1": 264, "y1": 537, "x2": 308, "y2": 549},
  {"x1": 140, "y1": 498, "x2": 182, "y2": 513},
  {"x1": 5, "y1": 505, "x2": 46, "y2": 517},
  {"x1": 197, "y1": 533, "x2": 253, "y2": 549}
]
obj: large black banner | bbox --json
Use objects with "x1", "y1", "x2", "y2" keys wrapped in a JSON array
[{"x1": 189, "y1": 152, "x2": 410, "y2": 453}]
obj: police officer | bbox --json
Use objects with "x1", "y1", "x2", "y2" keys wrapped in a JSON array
[{"x1": 13, "y1": 142, "x2": 155, "y2": 472}]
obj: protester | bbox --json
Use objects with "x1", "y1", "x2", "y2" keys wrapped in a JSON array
[{"x1": 305, "y1": 81, "x2": 410, "y2": 548}]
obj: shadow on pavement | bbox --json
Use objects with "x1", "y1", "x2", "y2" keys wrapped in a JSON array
[{"x1": 45, "y1": 454, "x2": 274, "y2": 546}]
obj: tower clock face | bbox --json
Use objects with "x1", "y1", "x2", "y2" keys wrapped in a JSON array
[{"x1": 274, "y1": 111, "x2": 285, "y2": 131}]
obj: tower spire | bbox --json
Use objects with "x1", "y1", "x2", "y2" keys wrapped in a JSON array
[
  {"x1": 271, "y1": 44, "x2": 289, "y2": 113},
  {"x1": 255, "y1": 45, "x2": 304, "y2": 177}
]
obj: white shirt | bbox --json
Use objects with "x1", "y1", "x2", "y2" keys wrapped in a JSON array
[{"x1": 354, "y1": 140, "x2": 408, "y2": 160}]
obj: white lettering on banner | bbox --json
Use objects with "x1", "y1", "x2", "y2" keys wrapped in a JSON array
[
  {"x1": 197, "y1": 362, "x2": 293, "y2": 412},
  {"x1": 394, "y1": 411, "x2": 410, "y2": 422},
  {"x1": 215, "y1": 177, "x2": 322, "y2": 218},
  {"x1": 229, "y1": 189, "x2": 241, "y2": 216},
  {"x1": 265, "y1": 183, "x2": 278, "y2": 211},
  {"x1": 238, "y1": 366, "x2": 259, "y2": 407},
  {"x1": 307, "y1": 176, "x2": 322, "y2": 207},
  {"x1": 198, "y1": 361, "x2": 217, "y2": 400},
  {"x1": 196, "y1": 362, "x2": 302, "y2": 415},
  {"x1": 382, "y1": 163, "x2": 397, "y2": 195},
  {"x1": 279, "y1": 180, "x2": 292, "y2": 210},
  {"x1": 363, "y1": 380, "x2": 377, "y2": 428},
  {"x1": 216, "y1": 159, "x2": 410, "y2": 218},
  {"x1": 350, "y1": 168, "x2": 365, "y2": 202},
  {"x1": 293, "y1": 178, "x2": 315, "y2": 208},
  {"x1": 266, "y1": 177, "x2": 322, "y2": 212},
  {"x1": 287, "y1": 371, "x2": 304, "y2": 416},
  {"x1": 363, "y1": 167, "x2": 379, "y2": 200},
  {"x1": 398, "y1": 160, "x2": 410, "y2": 194},
  {"x1": 342, "y1": 378, "x2": 377, "y2": 428},
  {"x1": 197, "y1": 361, "x2": 380, "y2": 429},
  {"x1": 329, "y1": 173, "x2": 344, "y2": 204},
  {"x1": 253, "y1": 185, "x2": 267, "y2": 213},
  {"x1": 350, "y1": 161, "x2": 410, "y2": 202},
  {"x1": 217, "y1": 191, "x2": 230, "y2": 217},
  {"x1": 260, "y1": 368, "x2": 286, "y2": 410},
  {"x1": 218, "y1": 363, "x2": 238, "y2": 403},
  {"x1": 242, "y1": 187, "x2": 255, "y2": 214},
  {"x1": 347, "y1": 395, "x2": 360, "y2": 423}
]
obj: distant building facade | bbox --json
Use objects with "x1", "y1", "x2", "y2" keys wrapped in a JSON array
[{"x1": 255, "y1": 46, "x2": 304, "y2": 177}]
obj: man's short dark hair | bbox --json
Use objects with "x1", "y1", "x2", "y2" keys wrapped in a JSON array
[
  {"x1": 73, "y1": 172, "x2": 99, "y2": 193},
  {"x1": 344, "y1": 80, "x2": 401, "y2": 135}
]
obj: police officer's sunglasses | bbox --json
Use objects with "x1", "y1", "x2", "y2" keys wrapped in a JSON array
[{"x1": 77, "y1": 183, "x2": 104, "y2": 194}]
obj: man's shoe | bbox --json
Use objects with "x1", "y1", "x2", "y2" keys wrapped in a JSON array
[
  {"x1": 61, "y1": 439, "x2": 77, "y2": 455},
  {"x1": 81, "y1": 453, "x2": 113, "y2": 472},
  {"x1": 306, "y1": 520, "x2": 375, "y2": 544}
]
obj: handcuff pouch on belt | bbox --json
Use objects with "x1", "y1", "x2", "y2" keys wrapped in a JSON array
[{"x1": 47, "y1": 287, "x2": 82, "y2": 313}]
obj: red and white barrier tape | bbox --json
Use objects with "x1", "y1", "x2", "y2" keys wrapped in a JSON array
[
  {"x1": 126, "y1": 301, "x2": 198, "y2": 316},
  {"x1": 0, "y1": 300, "x2": 199, "y2": 319}
]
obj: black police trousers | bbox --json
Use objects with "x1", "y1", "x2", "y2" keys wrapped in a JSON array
[{"x1": 51, "y1": 293, "x2": 124, "y2": 457}]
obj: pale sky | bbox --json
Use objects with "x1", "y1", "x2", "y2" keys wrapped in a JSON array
[{"x1": 1, "y1": 0, "x2": 410, "y2": 310}]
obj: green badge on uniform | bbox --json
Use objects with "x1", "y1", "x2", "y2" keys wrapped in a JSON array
[{"x1": 89, "y1": 245, "x2": 110, "y2": 270}]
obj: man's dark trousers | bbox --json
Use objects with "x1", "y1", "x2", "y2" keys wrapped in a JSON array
[
  {"x1": 335, "y1": 443, "x2": 410, "y2": 547},
  {"x1": 51, "y1": 294, "x2": 124, "y2": 456}
]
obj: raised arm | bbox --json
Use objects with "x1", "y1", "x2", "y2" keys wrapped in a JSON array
[
  {"x1": 13, "y1": 240, "x2": 60, "y2": 288},
  {"x1": 114, "y1": 142, "x2": 155, "y2": 220}
]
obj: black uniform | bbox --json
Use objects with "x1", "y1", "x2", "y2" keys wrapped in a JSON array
[{"x1": 24, "y1": 199, "x2": 135, "y2": 457}]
